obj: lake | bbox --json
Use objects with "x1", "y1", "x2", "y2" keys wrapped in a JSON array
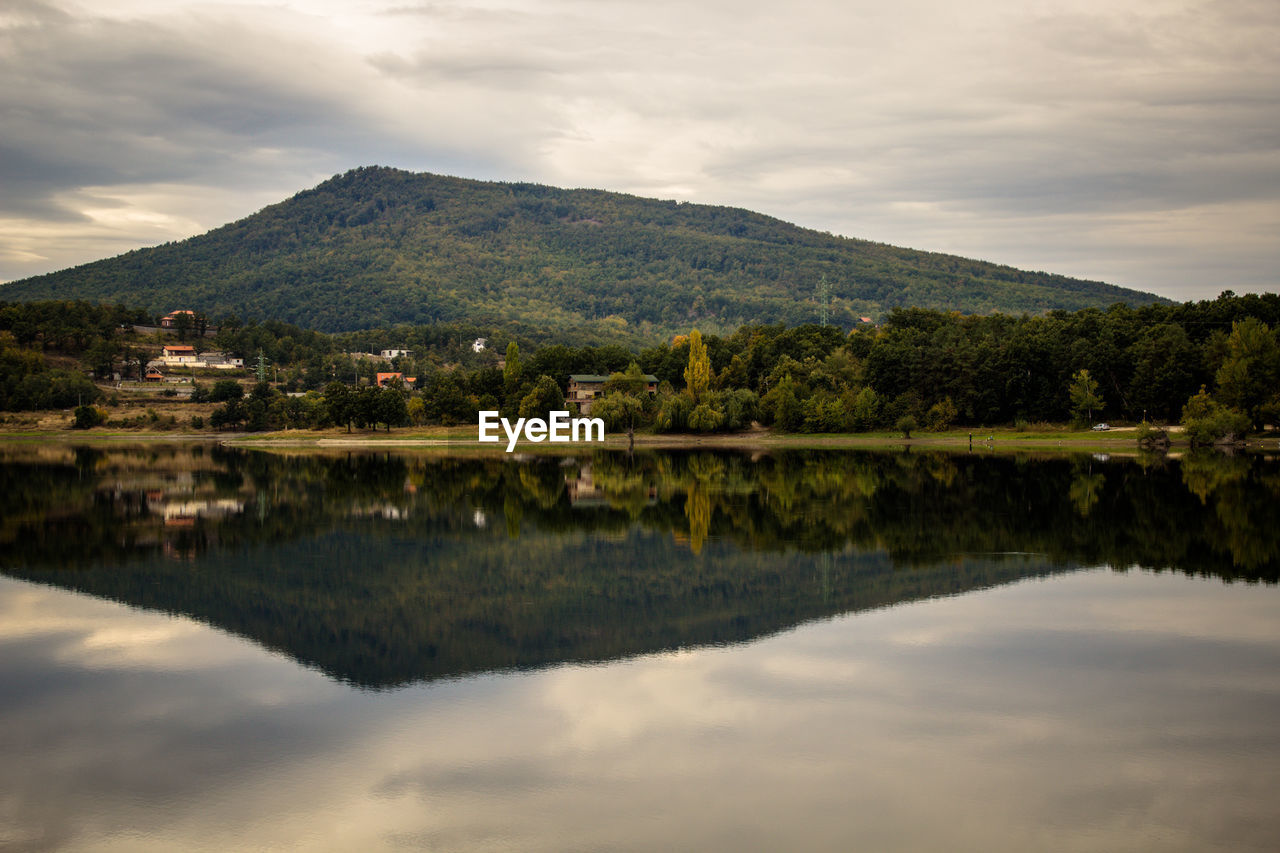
[{"x1": 2, "y1": 444, "x2": 1278, "y2": 851}]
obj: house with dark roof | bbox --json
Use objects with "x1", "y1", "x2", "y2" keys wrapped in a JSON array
[{"x1": 567, "y1": 373, "x2": 658, "y2": 414}]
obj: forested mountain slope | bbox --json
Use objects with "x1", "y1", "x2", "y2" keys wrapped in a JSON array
[{"x1": 1, "y1": 166, "x2": 1165, "y2": 338}]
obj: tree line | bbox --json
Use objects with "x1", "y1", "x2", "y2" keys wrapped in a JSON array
[{"x1": 4, "y1": 292, "x2": 1278, "y2": 441}]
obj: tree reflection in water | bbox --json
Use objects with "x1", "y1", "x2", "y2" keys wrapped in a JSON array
[{"x1": 1, "y1": 444, "x2": 1275, "y2": 688}]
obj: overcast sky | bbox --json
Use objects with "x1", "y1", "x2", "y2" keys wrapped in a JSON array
[{"x1": 1, "y1": 0, "x2": 1277, "y2": 301}]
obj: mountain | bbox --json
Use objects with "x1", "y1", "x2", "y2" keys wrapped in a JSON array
[{"x1": 0, "y1": 166, "x2": 1166, "y2": 338}]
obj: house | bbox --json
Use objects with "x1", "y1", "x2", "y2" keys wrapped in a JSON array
[
  {"x1": 472, "y1": 338, "x2": 487, "y2": 353},
  {"x1": 567, "y1": 373, "x2": 658, "y2": 415},
  {"x1": 375, "y1": 373, "x2": 416, "y2": 388},
  {"x1": 198, "y1": 353, "x2": 244, "y2": 369},
  {"x1": 161, "y1": 345, "x2": 198, "y2": 364},
  {"x1": 160, "y1": 310, "x2": 197, "y2": 329},
  {"x1": 144, "y1": 368, "x2": 165, "y2": 382},
  {"x1": 380, "y1": 349, "x2": 413, "y2": 359}
]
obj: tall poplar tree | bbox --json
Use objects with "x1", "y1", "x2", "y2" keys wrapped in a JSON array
[
  {"x1": 503, "y1": 341, "x2": 522, "y2": 385},
  {"x1": 683, "y1": 329, "x2": 710, "y2": 402}
]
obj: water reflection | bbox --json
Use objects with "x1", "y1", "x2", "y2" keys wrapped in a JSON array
[
  {"x1": 1, "y1": 444, "x2": 1278, "y2": 689},
  {"x1": 2, "y1": 570, "x2": 1278, "y2": 851}
]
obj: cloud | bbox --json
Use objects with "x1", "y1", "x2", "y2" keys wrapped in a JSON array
[{"x1": 0, "y1": 0, "x2": 1276, "y2": 297}]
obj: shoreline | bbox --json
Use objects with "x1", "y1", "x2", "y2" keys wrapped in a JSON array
[{"x1": 2, "y1": 425, "x2": 1274, "y2": 456}]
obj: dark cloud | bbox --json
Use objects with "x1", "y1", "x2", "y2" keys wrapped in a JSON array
[{"x1": 0, "y1": 0, "x2": 1275, "y2": 296}]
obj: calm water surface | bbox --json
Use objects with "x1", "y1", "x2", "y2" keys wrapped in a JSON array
[{"x1": 2, "y1": 444, "x2": 1278, "y2": 851}]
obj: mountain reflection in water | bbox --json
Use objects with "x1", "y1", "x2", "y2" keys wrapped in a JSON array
[{"x1": 1, "y1": 444, "x2": 1276, "y2": 688}]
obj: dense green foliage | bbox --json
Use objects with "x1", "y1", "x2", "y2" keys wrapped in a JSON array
[
  {"x1": 2, "y1": 445, "x2": 1276, "y2": 687},
  {"x1": 2, "y1": 292, "x2": 1276, "y2": 432},
  {"x1": 0, "y1": 300, "x2": 151, "y2": 410},
  {"x1": 0, "y1": 333, "x2": 101, "y2": 411},
  {"x1": 632, "y1": 293, "x2": 1280, "y2": 431},
  {"x1": 0, "y1": 166, "x2": 1164, "y2": 338}
]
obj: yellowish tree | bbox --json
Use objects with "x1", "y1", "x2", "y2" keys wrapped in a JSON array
[
  {"x1": 683, "y1": 329, "x2": 711, "y2": 402},
  {"x1": 1068, "y1": 368, "x2": 1104, "y2": 424}
]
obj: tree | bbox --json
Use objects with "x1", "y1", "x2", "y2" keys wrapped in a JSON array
[
  {"x1": 72, "y1": 405, "x2": 105, "y2": 429},
  {"x1": 597, "y1": 362, "x2": 653, "y2": 448},
  {"x1": 85, "y1": 339, "x2": 119, "y2": 380},
  {"x1": 406, "y1": 396, "x2": 427, "y2": 426},
  {"x1": 688, "y1": 402, "x2": 724, "y2": 433},
  {"x1": 375, "y1": 387, "x2": 408, "y2": 431},
  {"x1": 1181, "y1": 386, "x2": 1251, "y2": 445},
  {"x1": 594, "y1": 392, "x2": 644, "y2": 446},
  {"x1": 761, "y1": 375, "x2": 803, "y2": 431},
  {"x1": 683, "y1": 329, "x2": 711, "y2": 402},
  {"x1": 353, "y1": 386, "x2": 380, "y2": 429},
  {"x1": 848, "y1": 387, "x2": 881, "y2": 432},
  {"x1": 503, "y1": 341, "x2": 522, "y2": 386},
  {"x1": 1214, "y1": 318, "x2": 1280, "y2": 429},
  {"x1": 323, "y1": 381, "x2": 353, "y2": 432},
  {"x1": 656, "y1": 392, "x2": 693, "y2": 432},
  {"x1": 604, "y1": 361, "x2": 650, "y2": 397},
  {"x1": 119, "y1": 344, "x2": 145, "y2": 381},
  {"x1": 1068, "y1": 368, "x2": 1104, "y2": 424},
  {"x1": 208, "y1": 379, "x2": 244, "y2": 402},
  {"x1": 1128, "y1": 324, "x2": 1200, "y2": 422},
  {"x1": 210, "y1": 399, "x2": 246, "y2": 431},
  {"x1": 519, "y1": 375, "x2": 564, "y2": 420},
  {"x1": 925, "y1": 397, "x2": 958, "y2": 432}
]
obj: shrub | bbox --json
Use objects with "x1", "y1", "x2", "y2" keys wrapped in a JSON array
[
  {"x1": 1181, "y1": 387, "x2": 1251, "y2": 446},
  {"x1": 925, "y1": 397, "x2": 958, "y2": 432},
  {"x1": 688, "y1": 402, "x2": 725, "y2": 433},
  {"x1": 72, "y1": 405, "x2": 106, "y2": 429},
  {"x1": 656, "y1": 393, "x2": 693, "y2": 432},
  {"x1": 1135, "y1": 421, "x2": 1170, "y2": 449}
]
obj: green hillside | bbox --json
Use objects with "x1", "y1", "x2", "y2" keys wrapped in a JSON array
[{"x1": 0, "y1": 166, "x2": 1165, "y2": 338}]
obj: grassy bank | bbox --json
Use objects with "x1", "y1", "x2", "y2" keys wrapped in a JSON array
[{"x1": 5, "y1": 416, "x2": 1273, "y2": 456}]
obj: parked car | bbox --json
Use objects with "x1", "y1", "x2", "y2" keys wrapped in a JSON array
[{"x1": 1092, "y1": 423, "x2": 1110, "y2": 431}]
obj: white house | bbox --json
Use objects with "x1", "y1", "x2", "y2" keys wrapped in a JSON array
[{"x1": 160, "y1": 345, "x2": 198, "y2": 365}]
